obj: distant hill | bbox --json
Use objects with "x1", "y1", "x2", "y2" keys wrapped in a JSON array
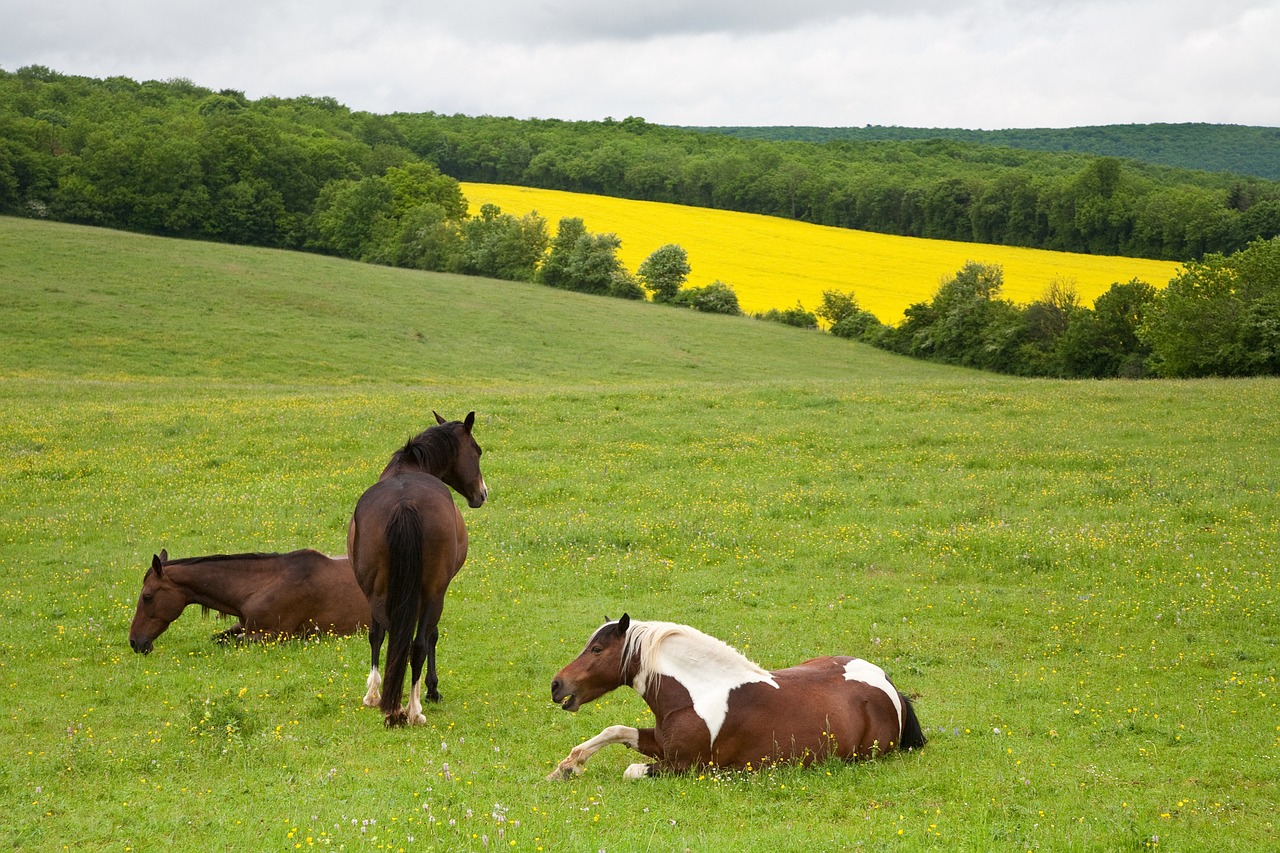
[{"x1": 682, "y1": 123, "x2": 1280, "y2": 181}]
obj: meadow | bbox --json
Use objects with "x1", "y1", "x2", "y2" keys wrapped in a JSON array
[
  {"x1": 0, "y1": 216, "x2": 1275, "y2": 851},
  {"x1": 460, "y1": 183, "x2": 1184, "y2": 322}
]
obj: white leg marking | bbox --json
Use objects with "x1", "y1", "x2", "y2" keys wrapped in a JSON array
[
  {"x1": 546, "y1": 725, "x2": 640, "y2": 781},
  {"x1": 364, "y1": 667, "x2": 382, "y2": 707},
  {"x1": 623, "y1": 763, "x2": 651, "y2": 780},
  {"x1": 407, "y1": 679, "x2": 426, "y2": 725}
]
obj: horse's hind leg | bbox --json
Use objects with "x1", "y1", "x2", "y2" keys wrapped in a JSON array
[
  {"x1": 423, "y1": 598, "x2": 446, "y2": 703},
  {"x1": 406, "y1": 600, "x2": 443, "y2": 724},
  {"x1": 364, "y1": 621, "x2": 385, "y2": 707}
]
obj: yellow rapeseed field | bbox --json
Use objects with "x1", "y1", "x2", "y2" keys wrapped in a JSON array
[{"x1": 462, "y1": 182, "x2": 1184, "y2": 322}]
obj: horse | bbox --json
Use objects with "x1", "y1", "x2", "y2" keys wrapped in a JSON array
[
  {"x1": 128, "y1": 548, "x2": 370, "y2": 654},
  {"x1": 547, "y1": 614, "x2": 925, "y2": 780},
  {"x1": 347, "y1": 411, "x2": 487, "y2": 727}
]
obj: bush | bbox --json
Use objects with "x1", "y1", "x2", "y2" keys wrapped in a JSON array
[
  {"x1": 756, "y1": 302, "x2": 817, "y2": 329},
  {"x1": 674, "y1": 281, "x2": 742, "y2": 315}
]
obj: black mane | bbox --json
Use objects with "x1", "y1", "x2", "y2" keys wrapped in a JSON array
[{"x1": 391, "y1": 421, "x2": 461, "y2": 474}]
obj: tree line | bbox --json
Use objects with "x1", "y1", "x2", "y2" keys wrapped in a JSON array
[
  {"x1": 815, "y1": 235, "x2": 1280, "y2": 379},
  {"x1": 5, "y1": 67, "x2": 1279, "y2": 265},
  {"x1": 2, "y1": 66, "x2": 1277, "y2": 378},
  {"x1": 685, "y1": 123, "x2": 1280, "y2": 182},
  {"x1": 393, "y1": 115, "x2": 1280, "y2": 261}
]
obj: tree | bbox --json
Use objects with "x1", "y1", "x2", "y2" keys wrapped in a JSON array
[
  {"x1": 1141, "y1": 238, "x2": 1280, "y2": 376},
  {"x1": 538, "y1": 217, "x2": 587, "y2": 289},
  {"x1": 816, "y1": 289, "x2": 882, "y2": 339},
  {"x1": 637, "y1": 244, "x2": 690, "y2": 303},
  {"x1": 456, "y1": 204, "x2": 548, "y2": 281}
]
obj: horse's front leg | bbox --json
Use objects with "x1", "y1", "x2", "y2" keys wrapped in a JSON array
[
  {"x1": 364, "y1": 621, "x2": 385, "y2": 708},
  {"x1": 213, "y1": 621, "x2": 246, "y2": 644},
  {"x1": 547, "y1": 726, "x2": 661, "y2": 781}
]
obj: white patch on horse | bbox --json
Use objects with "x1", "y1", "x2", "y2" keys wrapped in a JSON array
[
  {"x1": 624, "y1": 621, "x2": 778, "y2": 746},
  {"x1": 364, "y1": 666, "x2": 382, "y2": 707},
  {"x1": 843, "y1": 658, "x2": 903, "y2": 732}
]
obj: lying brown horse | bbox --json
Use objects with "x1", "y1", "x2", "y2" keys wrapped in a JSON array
[
  {"x1": 128, "y1": 548, "x2": 370, "y2": 653},
  {"x1": 348, "y1": 411, "x2": 487, "y2": 727},
  {"x1": 548, "y1": 614, "x2": 925, "y2": 779}
]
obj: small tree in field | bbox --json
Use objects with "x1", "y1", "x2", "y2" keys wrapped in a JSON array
[{"x1": 638, "y1": 244, "x2": 690, "y2": 303}]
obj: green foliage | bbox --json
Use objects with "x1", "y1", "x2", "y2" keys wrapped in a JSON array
[
  {"x1": 637, "y1": 243, "x2": 690, "y2": 303},
  {"x1": 6, "y1": 67, "x2": 1277, "y2": 266},
  {"x1": 1141, "y1": 237, "x2": 1280, "y2": 376},
  {"x1": 690, "y1": 122, "x2": 1280, "y2": 181},
  {"x1": 538, "y1": 217, "x2": 627, "y2": 296},
  {"x1": 456, "y1": 204, "x2": 548, "y2": 282},
  {"x1": 672, "y1": 280, "x2": 743, "y2": 315},
  {"x1": 756, "y1": 302, "x2": 819, "y2": 329}
]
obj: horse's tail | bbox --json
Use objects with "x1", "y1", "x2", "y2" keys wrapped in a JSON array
[
  {"x1": 897, "y1": 692, "x2": 927, "y2": 751},
  {"x1": 380, "y1": 502, "x2": 423, "y2": 721}
]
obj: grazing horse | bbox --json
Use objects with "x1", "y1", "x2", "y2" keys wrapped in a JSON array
[
  {"x1": 348, "y1": 411, "x2": 487, "y2": 727},
  {"x1": 128, "y1": 549, "x2": 370, "y2": 653},
  {"x1": 548, "y1": 614, "x2": 925, "y2": 780}
]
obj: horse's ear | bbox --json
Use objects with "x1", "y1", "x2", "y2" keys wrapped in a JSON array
[
  {"x1": 618, "y1": 613, "x2": 630, "y2": 632},
  {"x1": 159, "y1": 548, "x2": 168, "y2": 562},
  {"x1": 151, "y1": 554, "x2": 164, "y2": 577},
  {"x1": 464, "y1": 411, "x2": 475, "y2": 431},
  {"x1": 433, "y1": 411, "x2": 446, "y2": 425}
]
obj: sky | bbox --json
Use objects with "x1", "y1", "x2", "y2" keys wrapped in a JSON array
[{"x1": 3, "y1": 0, "x2": 1278, "y2": 129}]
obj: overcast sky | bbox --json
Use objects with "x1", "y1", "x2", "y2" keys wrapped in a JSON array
[{"x1": 3, "y1": 0, "x2": 1277, "y2": 129}]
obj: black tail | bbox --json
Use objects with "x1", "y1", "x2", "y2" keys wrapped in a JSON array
[
  {"x1": 380, "y1": 503, "x2": 423, "y2": 721},
  {"x1": 898, "y1": 692, "x2": 927, "y2": 751}
]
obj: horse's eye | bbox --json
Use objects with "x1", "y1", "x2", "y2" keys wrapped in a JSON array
[
  {"x1": 142, "y1": 593, "x2": 153, "y2": 604},
  {"x1": 590, "y1": 646, "x2": 603, "y2": 655}
]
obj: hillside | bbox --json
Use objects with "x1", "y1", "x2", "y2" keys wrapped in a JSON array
[
  {"x1": 1, "y1": 216, "x2": 1277, "y2": 851},
  {"x1": 685, "y1": 123, "x2": 1280, "y2": 181},
  {"x1": 0, "y1": 216, "x2": 920, "y2": 387}
]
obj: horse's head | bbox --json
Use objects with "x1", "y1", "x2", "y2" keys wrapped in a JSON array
[
  {"x1": 128, "y1": 551, "x2": 185, "y2": 654},
  {"x1": 551, "y1": 614, "x2": 633, "y2": 712},
  {"x1": 382, "y1": 411, "x2": 488, "y2": 508}
]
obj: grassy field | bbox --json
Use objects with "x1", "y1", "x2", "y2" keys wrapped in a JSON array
[
  {"x1": 0, "y1": 216, "x2": 1275, "y2": 852},
  {"x1": 460, "y1": 183, "x2": 1184, "y2": 322}
]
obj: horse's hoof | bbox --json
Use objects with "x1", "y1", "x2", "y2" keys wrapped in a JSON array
[
  {"x1": 426, "y1": 691, "x2": 442, "y2": 704},
  {"x1": 410, "y1": 712, "x2": 427, "y2": 725},
  {"x1": 546, "y1": 763, "x2": 579, "y2": 781},
  {"x1": 363, "y1": 696, "x2": 380, "y2": 708},
  {"x1": 384, "y1": 710, "x2": 409, "y2": 728}
]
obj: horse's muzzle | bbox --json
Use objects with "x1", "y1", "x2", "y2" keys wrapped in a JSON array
[
  {"x1": 550, "y1": 678, "x2": 578, "y2": 712},
  {"x1": 129, "y1": 636, "x2": 153, "y2": 654}
]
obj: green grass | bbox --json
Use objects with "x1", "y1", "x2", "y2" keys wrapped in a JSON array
[{"x1": 1, "y1": 217, "x2": 1276, "y2": 851}]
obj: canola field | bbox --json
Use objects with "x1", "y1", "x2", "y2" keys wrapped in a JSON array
[{"x1": 462, "y1": 182, "x2": 1184, "y2": 322}]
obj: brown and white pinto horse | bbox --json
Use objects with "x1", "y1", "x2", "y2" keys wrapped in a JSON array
[
  {"x1": 128, "y1": 549, "x2": 370, "y2": 653},
  {"x1": 348, "y1": 412, "x2": 487, "y2": 727},
  {"x1": 548, "y1": 615, "x2": 925, "y2": 779}
]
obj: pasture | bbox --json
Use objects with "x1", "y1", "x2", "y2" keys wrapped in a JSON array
[
  {"x1": 460, "y1": 182, "x2": 1184, "y2": 322},
  {"x1": 0, "y1": 216, "x2": 1275, "y2": 851}
]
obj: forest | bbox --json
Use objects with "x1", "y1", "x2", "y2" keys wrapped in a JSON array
[
  {"x1": 2, "y1": 65, "x2": 1278, "y2": 378},
  {"x1": 686, "y1": 123, "x2": 1280, "y2": 181}
]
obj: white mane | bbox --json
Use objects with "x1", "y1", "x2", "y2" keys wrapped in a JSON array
[{"x1": 620, "y1": 620, "x2": 776, "y2": 744}]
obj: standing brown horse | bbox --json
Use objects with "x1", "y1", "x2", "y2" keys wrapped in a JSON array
[
  {"x1": 548, "y1": 614, "x2": 925, "y2": 780},
  {"x1": 348, "y1": 411, "x2": 487, "y2": 727},
  {"x1": 128, "y1": 549, "x2": 370, "y2": 653}
]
